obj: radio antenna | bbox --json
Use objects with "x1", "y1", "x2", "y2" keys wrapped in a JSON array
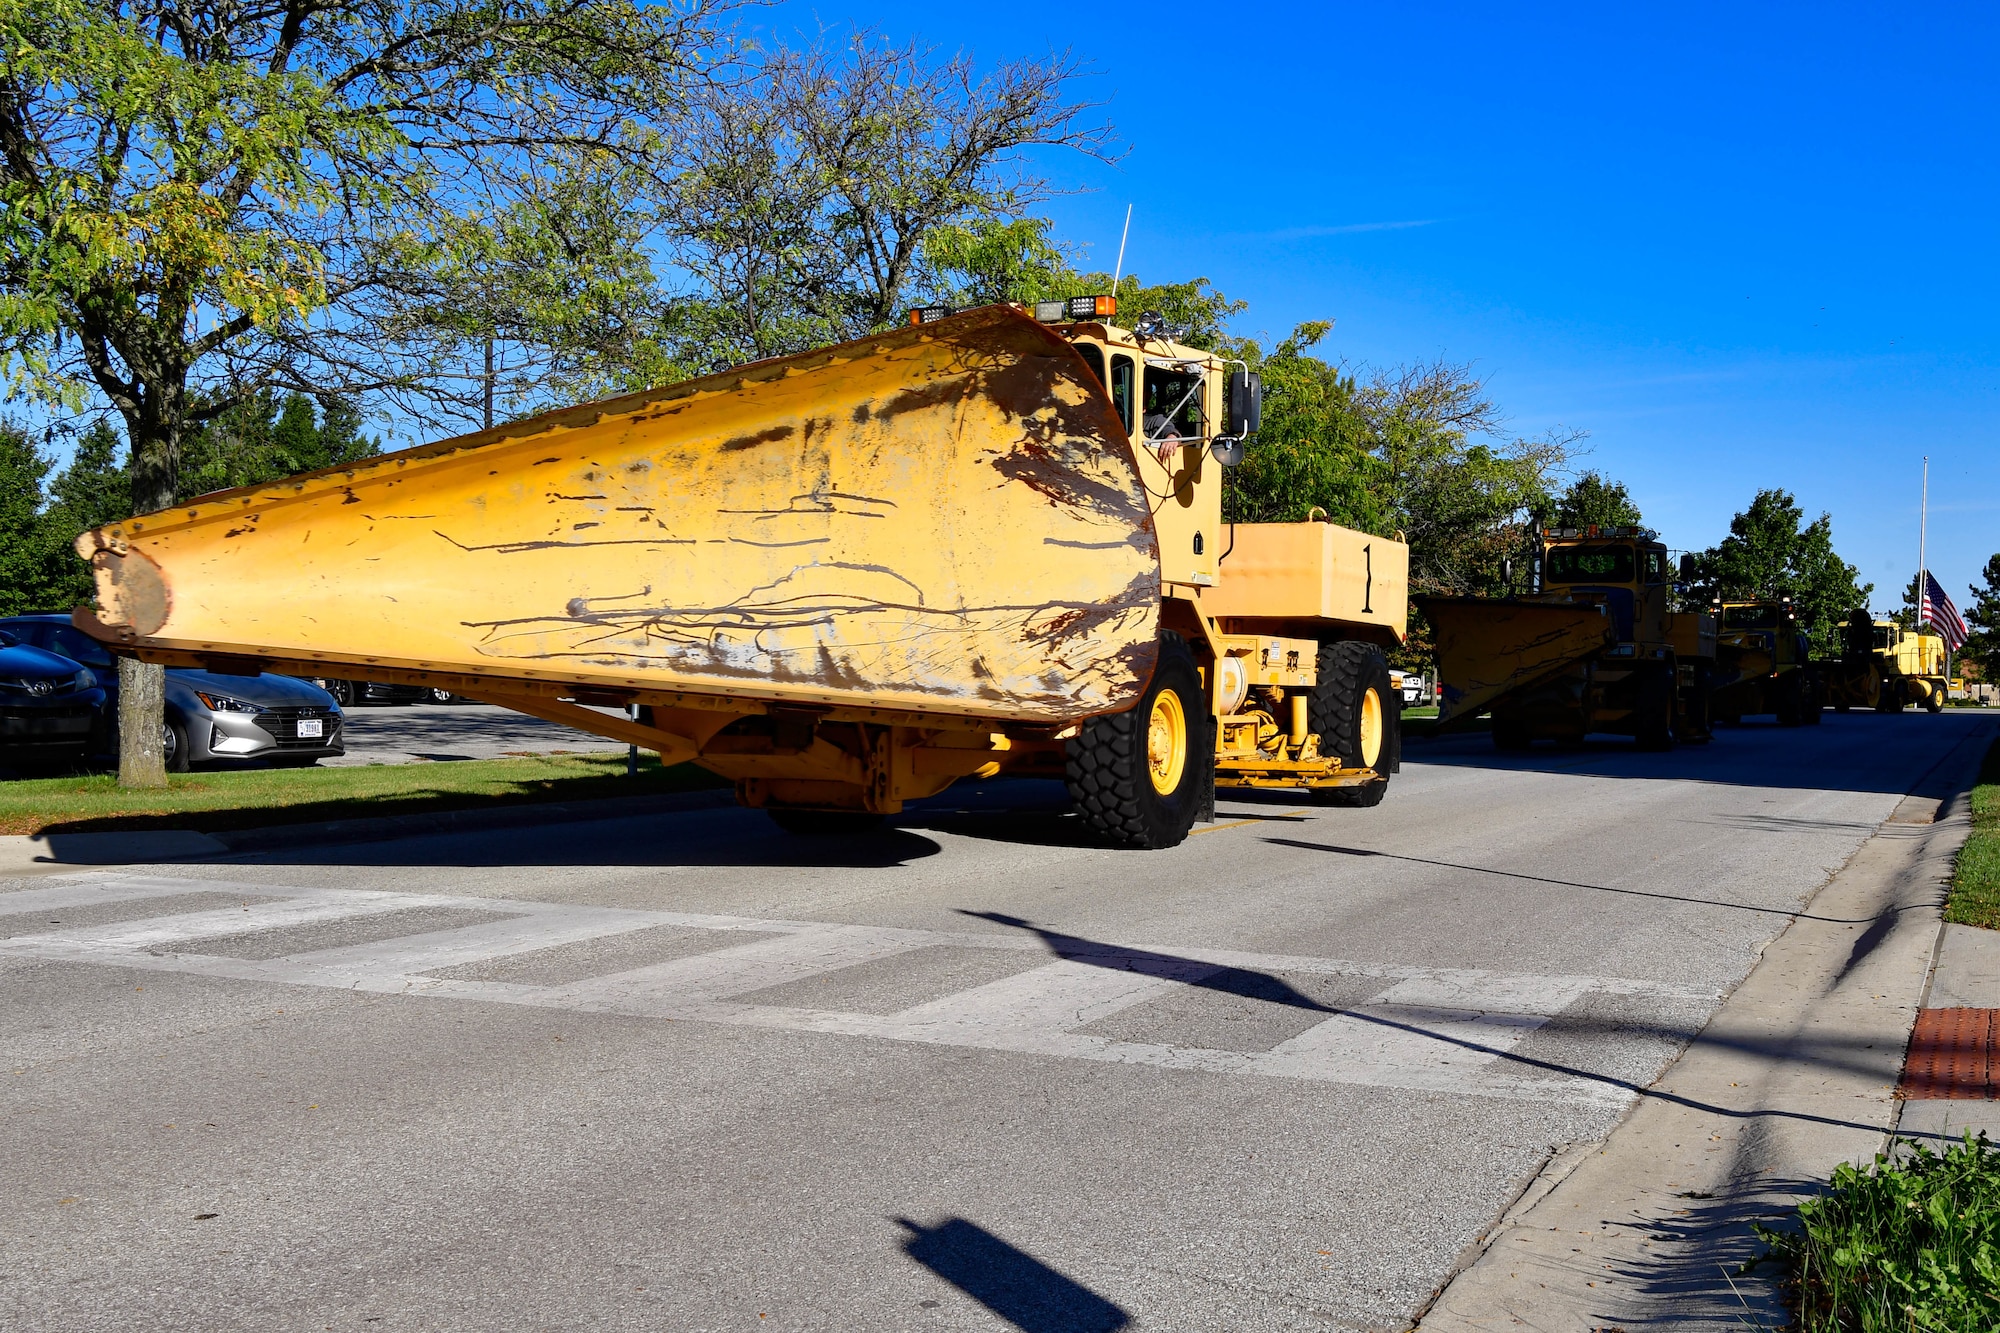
[{"x1": 1112, "y1": 205, "x2": 1132, "y2": 295}]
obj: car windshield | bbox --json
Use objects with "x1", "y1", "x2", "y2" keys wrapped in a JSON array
[
  {"x1": 1722, "y1": 606, "x2": 1779, "y2": 630},
  {"x1": 1544, "y1": 544, "x2": 1635, "y2": 584}
]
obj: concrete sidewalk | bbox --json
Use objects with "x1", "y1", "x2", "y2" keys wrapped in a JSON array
[{"x1": 1418, "y1": 719, "x2": 1997, "y2": 1331}]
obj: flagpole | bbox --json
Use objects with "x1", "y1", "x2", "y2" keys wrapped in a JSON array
[{"x1": 1918, "y1": 456, "x2": 1929, "y2": 632}]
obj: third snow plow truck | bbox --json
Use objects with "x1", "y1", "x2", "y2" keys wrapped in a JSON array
[
  {"x1": 1417, "y1": 525, "x2": 1716, "y2": 750},
  {"x1": 1821, "y1": 614, "x2": 1949, "y2": 714},
  {"x1": 72, "y1": 301, "x2": 1408, "y2": 849}
]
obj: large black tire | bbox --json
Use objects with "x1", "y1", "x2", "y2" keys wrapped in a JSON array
[
  {"x1": 1634, "y1": 667, "x2": 1675, "y2": 751},
  {"x1": 325, "y1": 679, "x2": 357, "y2": 707},
  {"x1": 1491, "y1": 713, "x2": 1534, "y2": 751},
  {"x1": 768, "y1": 809, "x2": 885, "y2": 836},
  {"x1": 1925, "y1": 684, "x2": 1945, "y2": 714},
  {"x1": 1307, "y1": 640, "x2": 1396, "y2": 807},
  {"x1": 1875, "y1": 683, "x2": 1904, "y2": 714},
  {"x1": 1774, "y1": 674, "x2": 1803, "y2": 727},
  {"x1": 1802, "y1": 673, "x2": 1825, "y2": 725},
  {"x1": 1066, "y1": 632, "x2": 1208, "y2": 848}
]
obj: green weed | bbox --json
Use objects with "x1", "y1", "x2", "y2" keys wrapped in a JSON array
[
  {"x1": 1943, "y1": 739, "x2": 2000, "y2": 930},
  {"x1": 1756, "y1": 1133, "x2": 2000, "y2": 1331}
]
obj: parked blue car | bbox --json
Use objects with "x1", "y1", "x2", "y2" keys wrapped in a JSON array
[
  {"x1": 0, "y1": 627, "x2": 107, "y2": 766},
  {"x1": 0, "y1": 615, "x2": 346, "y2": 771}
]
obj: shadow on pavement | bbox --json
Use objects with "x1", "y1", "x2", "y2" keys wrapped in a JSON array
[
  {"x1": 965, "y1": 912, "x2": 1916, "y2": 1136},
  {"x1": 897, "y1": 1216, "x2": 1130, "y2": 1332},
  {"x1": 1596, "y1": 1174, "x2": 1804, "y2": 1327},
  {"x1": 1258, "y1": 837, "x2": 1920, "y2": 926},
  {"x1": 1408, "y1": 710, "x2": 1994, "y2": 798}
]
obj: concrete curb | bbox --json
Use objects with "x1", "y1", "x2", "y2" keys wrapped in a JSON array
[
  {"x1": 1416, "y1": 718, "x2": 1997, "y2": 1331},
  {"x1": 0, "y1": 787, "x2": 735, "y2": 877}
]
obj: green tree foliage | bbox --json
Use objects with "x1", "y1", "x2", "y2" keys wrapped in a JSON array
[
  {"x1": 1224, "y1": 325, "x2": 1581, "y2": 597},
  {"x1": 1552, "y1": 471, "x2": 1643, "y2": 530},
  {"x1": 1689, "y1": 489, "x2": 1872, "y2": 653},
  {"x1": 0, "y1": 0, "x2": 724, "y2": 513},
  {"x1": 179, "y1": 393, "x2": 378, "y2": 501},
  {"x1": 1964, "y1": 555, "x2": 2000, "y2": 673},
  {"x1": 0, "y1": 422, "x2": 71, "y2": 614}
]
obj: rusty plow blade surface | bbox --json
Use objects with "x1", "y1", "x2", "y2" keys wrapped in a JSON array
[
  {"x1": 1417, "y1": 597, "x2": 1618, "y2": 729},
  {"x1": 77, "y1": 307, "x2": 1163, "y2": 724}
]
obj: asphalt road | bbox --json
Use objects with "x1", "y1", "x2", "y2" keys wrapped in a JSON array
[
  {"x1": 323, "y1": 703, "x2": 621, "y2": 766},
  {"x1": 0, "y1": 711, "x2": 1986, "y2": 1332}
]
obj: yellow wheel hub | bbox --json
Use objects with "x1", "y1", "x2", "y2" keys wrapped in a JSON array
[
  {"x1": 1359, "y1": 687, "x2": 1383, "y2": 768},
  {"x1": 1146, "y1": 689, "x2": 1189, "y2": 795}
]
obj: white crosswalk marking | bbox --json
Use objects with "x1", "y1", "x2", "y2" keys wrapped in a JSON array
[{"x1": 0, "y1": 872, "x2": 1710, "y2": 1107}]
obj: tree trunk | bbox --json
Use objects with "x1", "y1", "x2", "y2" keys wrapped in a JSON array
[
  {"x1": 117, "y1": 657, "x2": 168, "y2": 787},
  {"x1": 115, "y1": 397, "x2": 181, "y2": 789}
]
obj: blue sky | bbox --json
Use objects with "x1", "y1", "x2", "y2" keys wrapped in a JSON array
[{"x1": 761, "y1": 0, "x2": 1998, "y2": 613}]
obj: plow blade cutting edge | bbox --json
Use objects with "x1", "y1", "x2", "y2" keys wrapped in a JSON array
[
  {"x1": 1417, "y1": 597, "x2": 1618, "y2": 729},
  {"x1": 75, "y1": 307, "x2": 1165, "y2": 726}
]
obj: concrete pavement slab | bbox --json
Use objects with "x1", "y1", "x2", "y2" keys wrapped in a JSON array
[{"x1": 1417, "y1": 717, "x2": 1996, "y2": 1331}]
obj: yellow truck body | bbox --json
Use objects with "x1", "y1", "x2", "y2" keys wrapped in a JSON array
[
  {"x1": 1710, "y1": 600, "x2": 1823, "y2": 726},
  {"x1": 1821, "y1": 617, "x2": 1948, "y2": 714},
  {"x1": 78, "y1": 303, "x2": 1410, "y2": 846},
  {"x1": 1418, "y1": 526, "x2": 1716, "y2": 750}
]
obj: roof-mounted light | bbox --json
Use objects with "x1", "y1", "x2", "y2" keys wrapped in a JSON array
[
  {"x1": 1030, "y1": 295, "x2": 1116, "y2": 323},
  {"x1": 907, "y1": 305, "x2": 955, "y2": 326}
]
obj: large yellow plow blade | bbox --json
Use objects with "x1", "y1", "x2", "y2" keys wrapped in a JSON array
[
  {"x1": 1417, "y1": 596, "x2": 1617, "y2": 728},
  {"x1": 78, "y1": 306, "x2": 1162, "y2": 724}
]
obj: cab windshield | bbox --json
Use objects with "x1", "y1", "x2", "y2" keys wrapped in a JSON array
[
  {"x1": 1544, "y1": 544, "x2": 1635, "y2": 584},
  {"x1": 1721, "y1": 606, "x2": 1779, "y2": 630}
]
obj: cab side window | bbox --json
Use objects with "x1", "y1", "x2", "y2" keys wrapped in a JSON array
[
  {"x1": 1073, "y1": 343, "x2": 1106, "y2": 387},
  {"x1": 1643, "y1": 551, "x2": 1666, "y2": 583},
  {"x1": 1109, "y1": 354, "x2": 1135, "y2": 434}
]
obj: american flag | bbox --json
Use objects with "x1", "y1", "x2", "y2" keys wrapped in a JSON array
[{"x1": 1922, "y1": 571, "x2": 1969, "y2": 651}]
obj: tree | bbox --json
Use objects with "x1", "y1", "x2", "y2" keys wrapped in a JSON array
[
  {"x1": 0, "y1": 0, "x2": 724, "y2": 785},
  {"x1": 1689, "y1": 489, "x2": 1872, "y2": 653},
  {"x1": 1964, "y1": 555, "x2": 2000, "y2": 673},
  {"x1": 659, "y1": 30, "x2": 1115, "y2": 371},
  {"x1": 1224, "y1": 326, "x2": 1579, "y2": 597},
  {"x1": 1552, "y1": 471, "x2": 1642, "y2": 530},
  {"x1": 179, "y1": 392, "x2": 377, "y2": 501},
  {"x1": 0, "y1": 421, "x2": 72, "y2": 614}
]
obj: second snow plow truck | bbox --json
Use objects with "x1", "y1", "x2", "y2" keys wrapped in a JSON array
[
  {"x1": 1418, "y1": 525, "x2": 1716, "y2": 750},
  {"x1": 72, "y1": 302, "x2": 1408, "y2": 848},
  {"x1": 1709, "y1": 599, "x2": 1824, "y2": 726}
]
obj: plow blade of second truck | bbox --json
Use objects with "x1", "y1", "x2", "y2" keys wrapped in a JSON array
[
  {"x1": 76, "y1": 307, "x2": 1165, "y2": 726},
  {"x1": 1418, "y1": 597, "x2": 1617, "y2": 728}
]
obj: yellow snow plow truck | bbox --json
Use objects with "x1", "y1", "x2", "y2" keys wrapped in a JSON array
[
  {"x1": 1417, "y1": 525, "x2": 1716, "y2": 751},
  {"x1": 1710, "y1": 599, "x2": 1824, "y2": 726},
  {"x1": 1821, "y1": 614, "x2": 1948, "y2": 714},
  {"x1": 73, "y1": 301, "x2": 1408, "y2": 848}
]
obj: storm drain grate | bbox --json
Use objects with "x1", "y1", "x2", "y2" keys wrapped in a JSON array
[{"x1": 1898, "y1": 1008, "x2": 2000, "y2": 1099}]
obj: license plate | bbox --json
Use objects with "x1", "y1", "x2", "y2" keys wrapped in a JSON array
[{"x1": 296, "y1": 718, "x2": 323, "y2": 739}]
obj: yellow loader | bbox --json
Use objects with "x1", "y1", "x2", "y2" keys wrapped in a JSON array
[{"x1": 75, "y1": 302, "x2": 1409, "y2": 848}]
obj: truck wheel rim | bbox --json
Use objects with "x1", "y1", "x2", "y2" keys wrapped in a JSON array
[
  {"x1": 1359, "y1": 688, "x2": 1383, "y2": 768},
  {"x1": 1147, "y1": 691, "x2": 1188, "y2": 795}
]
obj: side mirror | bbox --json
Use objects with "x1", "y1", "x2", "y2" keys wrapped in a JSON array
[
  {"x1": 1501, "y1": 558, "x2": 1513, "y2": 592},
  {"x1": 1226, "y1": 370, "x2": 1262, "y2": 438},
  {"x1": 1677, "y1": 553, "x2": 1696, "y2": 581},
  {"x1": 1208, "y1": 437, "x2": 1245, "y2": 467}
]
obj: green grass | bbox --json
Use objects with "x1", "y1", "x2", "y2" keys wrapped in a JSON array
[
  {"x1": 1943, "y1": 739, "x2": 2000, "y2": 930},
  {"x1": 1757, "y1": 1134, "x2": 2000, "y2": 1331},
  {"x1": 1, "y1": 753, "x2": 727, "y2": 838}
]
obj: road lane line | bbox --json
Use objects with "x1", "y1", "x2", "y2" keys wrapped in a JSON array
[{"x1": 544, "y1": 924, "x2": 936, "y2": 1011}]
